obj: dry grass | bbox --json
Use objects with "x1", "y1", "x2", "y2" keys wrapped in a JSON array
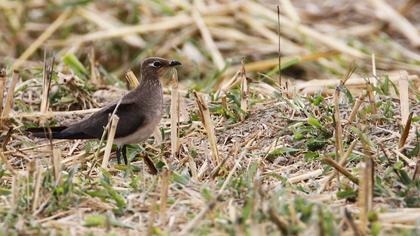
[{"x1": 0, "y1": 0, "x2": 419, "y2": 235}]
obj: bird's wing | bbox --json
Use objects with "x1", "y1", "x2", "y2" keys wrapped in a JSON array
[{"x1": 63, "y1": 101, "x2": 146, "y2": 139}]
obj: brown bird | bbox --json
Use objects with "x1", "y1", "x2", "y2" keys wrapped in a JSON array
[{"x1": 28, "y1": 57, "x2": 181, "y2": 164}]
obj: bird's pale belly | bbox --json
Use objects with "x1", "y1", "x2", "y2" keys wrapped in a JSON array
[{"x1": 114, "y1": 110, "x2": 162, "y2": 145}]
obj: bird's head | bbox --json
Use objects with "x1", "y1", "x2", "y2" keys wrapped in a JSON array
[{"x1": 141, "y1": 57, "x2": 181, "y2": 78}]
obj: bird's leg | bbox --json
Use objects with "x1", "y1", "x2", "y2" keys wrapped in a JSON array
[
  {"x1": 116, "y1": 145, "x2": 121, "y2": 164},
  {"x1": 122, "y1": 144, "x2": 128, "y2": 165}
]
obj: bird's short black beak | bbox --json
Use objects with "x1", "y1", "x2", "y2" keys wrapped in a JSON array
[{"x1": 169, "y1": 60, "x2": 182, "y2": 67}]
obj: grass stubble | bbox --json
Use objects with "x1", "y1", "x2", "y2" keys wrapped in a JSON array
[{"x1": 0, "y1": 0, "x2": 419, "y2": 235}]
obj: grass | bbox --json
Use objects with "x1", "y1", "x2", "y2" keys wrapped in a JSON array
[{"x1": 0, "y1": 0, "x2": 420, "y2": 235}]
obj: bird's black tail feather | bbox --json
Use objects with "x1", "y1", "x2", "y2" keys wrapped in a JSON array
[{"x1": 26, "y1": 126, "x2": 95, "y2": 139}]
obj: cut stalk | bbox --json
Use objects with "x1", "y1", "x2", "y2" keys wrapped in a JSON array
[
  {"x1": 194, "y1": 91, "x2": 220, "y2": 165},
  {"x1": 170, "y1": 70, "x2": 180, "y2": 159},
  {"x1": 101, "y1": 115, "x2": 119, "y2": 169}
]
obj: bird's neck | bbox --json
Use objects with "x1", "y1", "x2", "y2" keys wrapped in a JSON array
[
  {"x1": 140, "y1": 73, "x2": 161, "y2": 89},
  {"x1": 133, "y1": 73, "x2": 163, "y2": 107}
]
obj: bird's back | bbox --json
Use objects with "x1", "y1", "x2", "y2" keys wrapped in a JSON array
[{"x1": 64, "y1": 77, "x2": 163, "y2": 141}]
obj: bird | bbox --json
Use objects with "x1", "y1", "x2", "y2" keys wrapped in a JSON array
[{"x1": 27, "y1": 57, "x2": 181, "y2": 165}]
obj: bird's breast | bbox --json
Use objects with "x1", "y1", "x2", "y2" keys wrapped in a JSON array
[{"x1": 114, "y1": 107, "x2": 162, "y2": 145}]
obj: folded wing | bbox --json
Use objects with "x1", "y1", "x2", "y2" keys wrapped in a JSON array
[{"x1": 27, "y1": 102, "x2": 146, "y2": 140}]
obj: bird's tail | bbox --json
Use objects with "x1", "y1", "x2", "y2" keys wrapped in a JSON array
[
  {"x1": 26, "y1": 126, "x2": 68, "y2": 139},
  {"x1": 26, "y1": 126, "x2": 94, "y2": 139}
]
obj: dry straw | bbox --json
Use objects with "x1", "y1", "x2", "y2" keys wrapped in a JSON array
[
  {"x1": 170, "y1": 70, "x2": 180, "y2": 159},
  {"x1": 0, "y1": 67, "x2": 6, "y2": 118},
  {"x1": 77, "y1": 8, "x2": 146, "y2": 48},
  {"x1": 399, "y1": 71, "x2": 410, "y2": 125},
  {"x1": 1, "y1": 70, "x2": 20, "y2": 122},
  {"x1": 368, "y1": 0, "x2": 420, "y2": 47},
  {"x1": 13, "y1": 9, "x2": 71, "y2": 70},
  {"x1": 31, "y1": 160, "x2": 43, "y2": 213},
  {"x1": 239, "y1": 60, "x2": 249, "y2": 121},
  {"x1": 1, "y1": 1, "x2": 419, "y2": 234},
  {"x1": 101, "y1": 115, "x2": 119, "y2": 169},
  {"x1": 192, "y1": 6, "x2": 225, "y2": 70},
  {"x1": 40, "y1": 55, "x2": 54, "y2": 125},
  {"x1": 0, "y1": 151, "x2": 16, "y2": 175},
  {"x1": 348, "y1": 93, "x2": 367, "y2": 123},
  {"x1": 321, "y1": 157, "x2": 359, "y2": 185},
  {"x1": 194, "y1": 91, "x2": 220, "y2": 166},
  {"x1": 159, "y1": 169, "x2": 170, "y2": 225},
  {"x1": 399, "y1": 112, "x2": 413, "y2": 149},
  {"x1": 296, "y1": 73, "x2": 418, "y2": 94},
  {"x1": 52, "y1": 148, "x2": 62, "y2": 183},
  {"x1": 125, "y1": 70, "x2": 140, "y2": 88},
  {"x1": 358, "y1": 135, "x2": 375, "y2": 234},
  {"x1": 319, "y1": 139, "x2": 358, "y2": 192}
]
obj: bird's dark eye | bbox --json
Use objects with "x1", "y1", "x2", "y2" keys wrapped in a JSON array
[{"x1": 153, "y1": 61, "x2": 162, "y2": 67}]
